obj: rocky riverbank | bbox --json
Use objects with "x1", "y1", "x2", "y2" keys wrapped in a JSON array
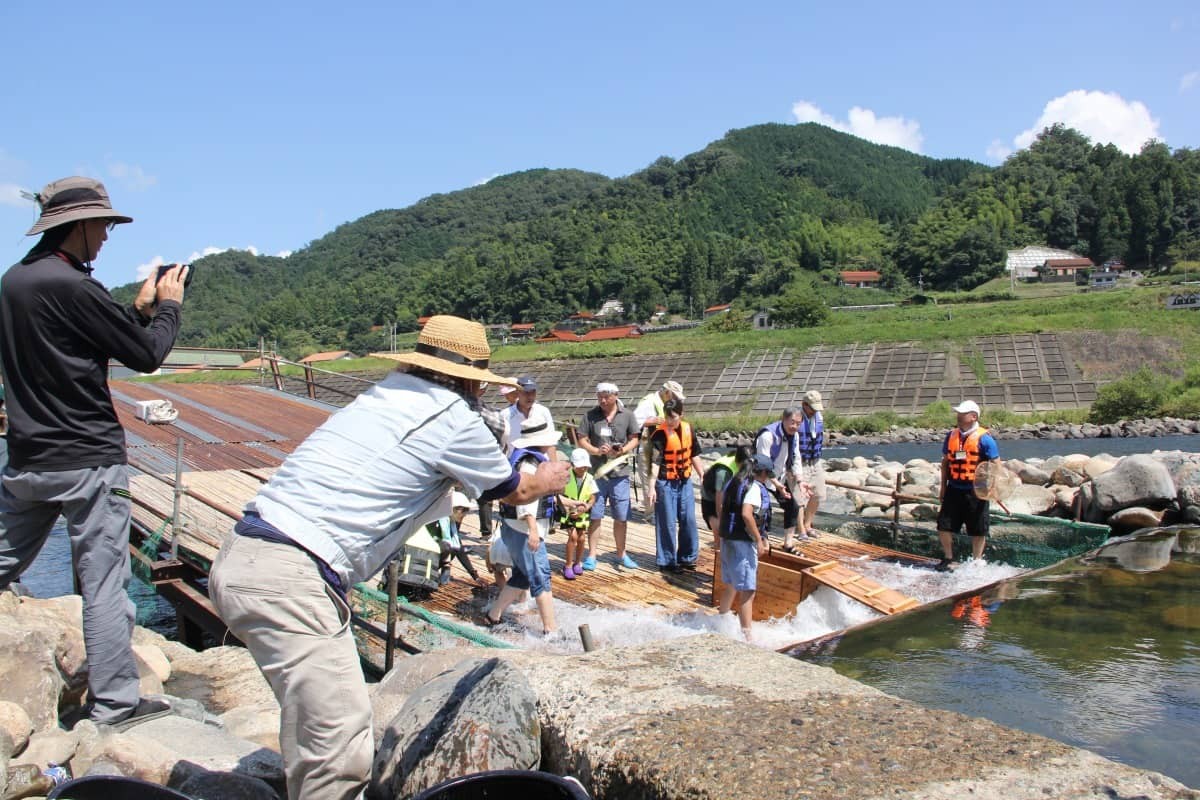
[
  {"x1": 4, "y1": 591, "x2": 1199, "y2": 798},
  {"x1": 698, "y1": 416, "x2": 1200, "y2": 450},
  {"x1": 803, "y1": 449, "x2": 1200, "y2": 531}
]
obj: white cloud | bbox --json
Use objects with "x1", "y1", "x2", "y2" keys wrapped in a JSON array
[
  {"x1": 1181, "y1": 71, "x2": 1200, "y2": 93},
  {"x1": 107, "y1": 161, "x2": 157, "y2": 191},
  {"x1": 135, "y1": 244, "x2": 270, "y2": 279},
  {"x1": 473, "y1": 173, "x2": 500, "y2": 186},
  {"x1": 275, "y1": 249, "x2": 293, "y2": 258},
  {"x1": 986, "y1": 140, "x2": 1013, "y2": 162},
  {"x1": 0, "y1": 183, "x2": 30, "y2": 207},
  {"x1": 791, "y1": 100, "x2": 924, "y2": 152},
  {"x1": 1006, "y1": 90, "x2": 1160, "y2": 156}
]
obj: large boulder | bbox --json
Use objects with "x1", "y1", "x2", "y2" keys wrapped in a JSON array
[
  {"x1": 124, "y1": 716, "x2": 285, "y2": 793},
  {"x1": 0, "y1": 626, "x2": 63, "y2": 731},
  {"x1": 8, "y1": 595, "x2": 88, "y2": 696},
  {"x1": 1051, "y1": 467, "x2": 1085, "y2": 488},
  {"x1": 818, "y1": 490, "x2": 856, "y2": 516},
  {"x1": 1061, "y1": 454, "x2": 1091, "y2": 474},
  {"x1": 369, "y1": 657, "x2": 540, "y2": 800},
  {"x1": 0, "y1": 701, "x2": 32, "y2": 757},
  {"x1": 1083, "y1": 455, "x2": 1117, "y2": 479},
  {"x1": 1108, "y1": 507, "x2": 1166, "y2": 532},
  {"x1": 1083, "y1": 454, "x2": 1177, "y2": 522},
  {"x1": 11, "y1": 727, "x2": 78, "y2": 768},
  {"x1": 902, "y1": 467, "x2": 938, "y2": 486},
  {"x1": 132, "y1": 626, "x2": 197, "y2": 665},
  {"x1": 217, "y1": 707, "x2": 281, "y2": 754},
  {"x1": 1003, "y1": 485, "x2": 1058, "y2": 517},
  {"x1": 165, "y1": 646, "x2": 277, "y2": 715},
  {"x1": 1016, "y1": 463, "x2": 1052, "y2": 486},
  {"x1": 368, "y1": 648, "x2": 487, "y2": 746},
  {"x1": 71, "y1": 723, "x2": 178, "y2": 785},
  {"x1": 1172, "y1": 462, "x2": 1200, "y2": 524},
  {"x1": 824, "y1": 457, "x2": 853, "y2": 472},
  {"x1": 169, "y1": 760, "x2": 282, "y2": 800},
  {"x1": 133, "y1": 644, "x2": 172, "y2": 684}
]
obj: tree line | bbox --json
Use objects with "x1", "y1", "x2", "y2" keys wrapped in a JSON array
[{"x1": 111, "y1": 123, "x2": 1200, "y2": 358}]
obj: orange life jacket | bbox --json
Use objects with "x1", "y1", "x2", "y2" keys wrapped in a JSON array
[
  {"x1": 655, "y1": 420, "x2": 695, "y2": 480},
  {"x1": 946, "y1": 426, "x2": 989, "y2": 483}
]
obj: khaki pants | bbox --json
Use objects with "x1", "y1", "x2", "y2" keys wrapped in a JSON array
[{"x1": 209, "y1": 535, "x2": 372, "y2": 800}]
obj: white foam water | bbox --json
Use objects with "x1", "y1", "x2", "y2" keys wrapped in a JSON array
[{"x1": 482, "y1": 558, "x2": 1026, "y2": 653}]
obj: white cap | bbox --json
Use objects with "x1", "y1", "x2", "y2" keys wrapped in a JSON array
[
  {"x1": 953, "y1": 400, "x2": 981, "y2": 415},
  {"x1": 451, "y1": 491, "x2": 472, "y2": 509},
  {"x1": 570, "y1": 448, "x2": 591, "y2": 468}
]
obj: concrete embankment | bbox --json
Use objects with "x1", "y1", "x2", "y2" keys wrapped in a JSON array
[{"x1": 5, "y1": 584, "x2": 1194, "y2": 799}]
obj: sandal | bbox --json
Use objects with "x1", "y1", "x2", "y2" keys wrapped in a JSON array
[{"x1": 781, "y1": 544, "x2": 802, "y2": 555}]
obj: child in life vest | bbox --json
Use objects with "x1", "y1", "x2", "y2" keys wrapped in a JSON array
[{"x1": 557, "y1": 448, "x2": 599, "y2": 579}]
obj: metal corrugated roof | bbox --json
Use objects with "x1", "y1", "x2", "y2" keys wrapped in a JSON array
[{"x1": 114, "y1": 381, "x2": 333, "y2": 475}]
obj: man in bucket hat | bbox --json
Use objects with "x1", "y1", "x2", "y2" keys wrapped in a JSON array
[
  {"x1": 0, "y1": 177, "x2": 188, "y2": 728},
  {"x1": 208, "y1": 315, "x2": 569, "y2": 800}
]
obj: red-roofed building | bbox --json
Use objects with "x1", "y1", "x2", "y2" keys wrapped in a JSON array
[
  {"x1": 839, "y1": 270, "x2": 882, "y2": 288},
  {"x1": 703, "y1": 303, "x2": 732, "y2": 318},
  {"x1": 535, "y1": 329, "x2": 581, "y2": 343},
  {"x1": 508, "y1": 322, "x2": 536, "y2": 341},
  {"x1": 1040, "y1": 257, "x2": 1093, "y2": 282},
  {"x1": 299, "y1": 350, "x2": 358, "y2": 364},
  {"x1": 579, "y1": 325, "x2": 642, "y2": 342}
]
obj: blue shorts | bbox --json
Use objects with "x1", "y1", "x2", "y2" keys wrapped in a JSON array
[
  {"x1": 499, "y1": 520, "x2": 553, "y2": 598},
  {"x1": 590, "y1": 475, "x2": 631, "y2": 522},
  {"x1": 720, "y1": 539, "x2": 758, "y2": 592}
]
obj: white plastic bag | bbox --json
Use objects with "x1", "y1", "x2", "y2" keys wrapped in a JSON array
[{"x1": 488, "y1": 534, "x2": 512, "y2": 567}]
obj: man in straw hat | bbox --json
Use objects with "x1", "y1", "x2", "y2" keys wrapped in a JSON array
[
  {"x1": 208, "y1": 315, "x2": 569, "y2": 800},
  {"x1": 0, "y1": 177, "x2": 188, "y2": 728}
]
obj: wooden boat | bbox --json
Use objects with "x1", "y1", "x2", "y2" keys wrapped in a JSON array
[{"x1": 712, "y1": 542, "x2": 929, "y2": 621}]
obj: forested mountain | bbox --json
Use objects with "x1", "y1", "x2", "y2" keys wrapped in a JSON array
[{"x1": 113, "y1": 123, "x2": 1199, "y2": 355}]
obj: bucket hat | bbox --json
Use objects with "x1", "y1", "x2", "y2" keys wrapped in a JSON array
[
  {"x1": 512, "y1": 418, "x2": 562, "y2": 449},
  {"x1": 373, "y1": 315, "x2": 517, "y2": 386},
  {"x1": 662, "y1": 380, "x2": 686, "y2": 400},
  {"x1": 801, "y1": 390, "x2": 824, "y2": 412},
  {"x1": 570, "y1": 448, "x2": 591, "y2": 468},
  {"x1": 26, "y1": 176, "x2": 132, "y2": 236}
]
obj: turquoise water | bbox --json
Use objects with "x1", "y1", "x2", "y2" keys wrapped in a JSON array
[{"x1": 792, "y1": 529, "x2": 1200, "y2": 789}]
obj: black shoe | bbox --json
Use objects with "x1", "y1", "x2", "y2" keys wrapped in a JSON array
[
  {"x1": 934, "y1": 558, "x2": 953, "y2": 573},
  {"x1": 679, "y1": 562, "x2": 697, "y2": 571},
  {"x1": 108, "y1": 698, "x2": 174, "y2": 731}
]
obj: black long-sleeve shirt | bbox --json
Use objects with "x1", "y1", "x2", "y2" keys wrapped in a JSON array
[{"x1": 0, "y1": 253, "x2": 181, "y2": 471}]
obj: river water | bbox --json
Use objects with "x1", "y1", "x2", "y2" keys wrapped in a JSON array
[{"x1": 792, "y1": 529, "x2": 1200, "y2": 789}]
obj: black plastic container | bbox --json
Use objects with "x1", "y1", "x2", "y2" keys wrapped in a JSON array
[
  {"x1": 413, "y1": 770, "x2": 590, "y2": 800},
  {"x1": 48, "y1": 774, "x2": 191, "y2": 800}
]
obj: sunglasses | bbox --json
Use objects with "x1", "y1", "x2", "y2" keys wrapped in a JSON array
[{"x1": 106, "y1": 220, "x2": 118, "y2": 232}]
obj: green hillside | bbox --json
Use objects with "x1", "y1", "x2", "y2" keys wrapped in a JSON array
[{"x1": 114, "y1": 122, "x2": 1200, "y2": 357}]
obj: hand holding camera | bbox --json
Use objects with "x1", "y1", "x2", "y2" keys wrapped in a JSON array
[{"x1": 154, "y1": 263, "x2": 191, "y2": 306}]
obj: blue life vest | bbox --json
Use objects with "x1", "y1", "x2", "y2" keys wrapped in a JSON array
[
  {"x1": 719, "y1": 476, "x2": 771, "y2": 541},
  {"x1": 757, "y1": 421, "x2": 798, "y2": 466},
  {"x1": 799, "y1": 412, "x2": 824, "y2": 462},
  {"x1": 499, "y1": 448, "x2": 556, "y2": 520}
]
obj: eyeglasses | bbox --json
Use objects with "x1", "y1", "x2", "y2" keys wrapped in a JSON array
[{"x1": 106, "y1": 221, "x2": 118, "y2": 232}]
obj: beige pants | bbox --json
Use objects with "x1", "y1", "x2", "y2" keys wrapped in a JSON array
[{"x1": 209, "y1": 535, "x2": 372, "y2": 800}]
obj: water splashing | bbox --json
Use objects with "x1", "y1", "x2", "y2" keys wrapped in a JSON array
[{"x1": 483, "y1": 559, "x2": 1025, "y2": 652}]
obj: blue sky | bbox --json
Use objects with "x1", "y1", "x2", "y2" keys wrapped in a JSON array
[{"x1": 2, "y1": 1, "x2": 1197, "y2": 289}]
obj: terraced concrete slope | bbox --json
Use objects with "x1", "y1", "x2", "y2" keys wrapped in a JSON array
[{"x1": 502, "y1": 333, "x2": 1097, "y2": 418}]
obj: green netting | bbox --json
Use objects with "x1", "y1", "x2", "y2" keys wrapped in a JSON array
[
  {"x1": 132, "y1": 517, "x2": 172, "y2": 584},
  {"x1": 822, "y1": 512, "x2": 1111, "y2": 570},
  {"x1": 352, "y1": 582, "x2": 515, "y2": 649}
]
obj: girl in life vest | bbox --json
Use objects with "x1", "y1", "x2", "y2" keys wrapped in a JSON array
[
  {"x1": 716, "y1": 453, "x2": 775, "y2": 641},
  {"x1": 557, "y1": 448, "x2": 598, "y2": 580}
]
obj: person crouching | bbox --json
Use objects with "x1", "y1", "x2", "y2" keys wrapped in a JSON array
[
  {"x1": 557, "y1": 447, "x2": 598, "y2": 579},
  {"x1": 717, "y1": 454, "x2": 774, "y2": 641},
  {"x1": 485, "y1": 417, "x2": 561, "y2": 635}
]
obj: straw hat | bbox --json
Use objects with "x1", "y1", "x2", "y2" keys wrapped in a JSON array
[
  {"x1": 372, "y1": 315, "x2": 517, "y2": 385},
  {"x1": 26, "y1": 176, "x2": 132, "y2": 236}
]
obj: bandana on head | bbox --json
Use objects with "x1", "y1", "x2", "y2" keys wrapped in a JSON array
[{"x1": 596, "y1": 382, "x2": 619, "y2": 394}]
